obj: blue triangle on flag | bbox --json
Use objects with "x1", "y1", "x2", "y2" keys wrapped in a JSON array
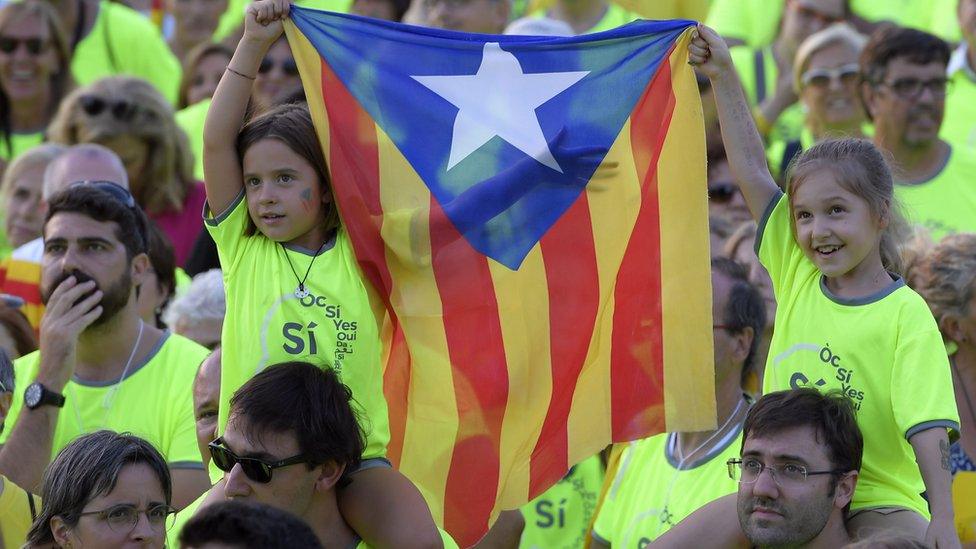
[{"x1": 291, "y1": 7, "x2": 692, "y2": 270}]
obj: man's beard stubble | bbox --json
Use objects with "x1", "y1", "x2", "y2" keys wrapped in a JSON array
[{"x1": 41, "y1": 268, "x2": 133, "y2": 329}]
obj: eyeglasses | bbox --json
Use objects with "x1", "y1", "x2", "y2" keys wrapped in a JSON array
[
  {"x1": 801, "y1": 64, "x2": 860, "y2": 89},
  {"x1": 209, "y1": 437, "x2": 313, "y2": 484},
  {"x1": 78, "y1": 95, "x2": 143, "y2": 121},
  {"x1": 68, "y1": 180, "x2": 136, "y2": 209},
  {"x1": 877, "y1": 77, "x2": 952, "y2": 100},
  {"x1": 258, "y1": 57, "x2": 298, "y2": 77},
  {"x1": 76, "y1": 503, "x2": 177, "y2": 533},
  {"x1": 0, "y1": 36, "x2": 48, "y2": 55},
  {"x1": 727, "y1": 458, "x2": 845, "y2": 488},
  {"x1": 708, "y1": 182, "x2": 738, "y2": 204}
]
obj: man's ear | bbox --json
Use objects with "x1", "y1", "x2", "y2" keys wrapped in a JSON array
[
  {"x1": 860, "y1": 81, "x2": 880, "y2": 120},
  {"x1": 833, "y1": 470, "x2": 858, "y2": 510},
  {"x1": 129, "y1": 252, "x2": 151, "y2": 287},
  {"x1": 941, "y1": 314, "x2": 965, "y2": 344},
  {"x1": 732, "y1": 326, "x2": 755, "y2": 365},
  {"x1": 0, "y1": 391, "x2": 12, "y2": 425},
  {"x1": 314, "y1": 460, "x2": 347, "y2": 492}
]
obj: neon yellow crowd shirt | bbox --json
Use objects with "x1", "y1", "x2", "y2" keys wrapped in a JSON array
[
  {"x1": 894, "y1": 147, "x2": 976, "y2": 240},
  {"x1": 518, "y1": 455, "x2": 605, "y2": 549},
  {"x1": 757, "y1": 192, "x2": 959, "y2": 516},
  {"x1": 71, "y1": 1, "x2": 182, "y2": 105},
  {"x1": 592, "y1": 430, "x2": 742, "y2": 546},
  {"x1": 0, "y1": 333, "x2": 208, "y2": 469},
  {"x1": 206, "y1": 193, "x2": 389, "y2": 459}
]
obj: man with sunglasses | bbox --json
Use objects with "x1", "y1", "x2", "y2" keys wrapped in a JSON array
[
  {"x1": 182, "y1": 361, "x2": 456, "y2": 547},
  {"x1": 650, "y1": 388, "x2": 862, "y2": 548},
  {"x1": 861, "y1": 26, "x2": 976, "y2": 239},
  {"x1": 0, "y1": 184, "x2": 211, "y2": 512},
  {"x1": 0, "y1": 144, "x2": 129, "y2": 331}
]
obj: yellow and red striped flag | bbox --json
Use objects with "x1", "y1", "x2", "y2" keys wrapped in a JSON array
[{"x1": 285, "y1": 10, "x2": 715, "y2": 545}]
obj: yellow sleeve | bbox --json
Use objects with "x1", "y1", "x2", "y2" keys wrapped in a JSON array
[
  {"x1": 163, "y1": 343, "x2": 210, "y2": 468},
  {"x1": 891, "y1": 306, "x2": 960, "y2": 439},
  {"x1": 203, "y1": 191, "x2": 250, "y2": 276},
  {"x1": 705, "y1": 0, "x2": 782, "y2": 47},
  {"x1": 755, "y1": 192, "x2": 796, "y2": 295}
]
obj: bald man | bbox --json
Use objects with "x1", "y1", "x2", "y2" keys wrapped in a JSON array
[{"x1": 0, "y1": 144, "x2": 130, "y2": 330}]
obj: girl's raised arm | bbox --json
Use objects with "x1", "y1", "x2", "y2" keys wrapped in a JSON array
[
  {"x1": 203, "y1": 0, "x2": 291, "y2": 216},
  {"x1": 689, "y1": 25, "x2": 780, "y2": 221}
]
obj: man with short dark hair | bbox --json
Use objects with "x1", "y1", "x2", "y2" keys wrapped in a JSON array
[
  {"x1": 0, "y1": 143, "x2": 130, "y2": 330},
  {"x1": 861, "y1": 25, "x2": 976, "y2": 238},
  {"x1": 651, "y1": 388, "x2": 862, "y2": 548},
  {"x1": 591, "y1": 258, "x2": 766, "y2": 547},
  {"x1": 0, "y1": 185, "x2": 210, "y2": 509}
]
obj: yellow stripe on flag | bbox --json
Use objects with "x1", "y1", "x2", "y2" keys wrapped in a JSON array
[
  {"x1": 565, "y1": 118, "x2": 644, "y2": 467},
  {"x1": 660, "y1": 30, "x2": 715, "y2": 433},
  {"x1": 488, "y1": 249, "x2": 553, "y2": 512},
  {"x1": 374, "y1": 127, "x2": 459, "y2": 526}
]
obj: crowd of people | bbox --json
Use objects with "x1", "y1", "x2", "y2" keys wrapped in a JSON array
[{"x1": 0, "y1": 0, "x2": 972, "y2": 547}]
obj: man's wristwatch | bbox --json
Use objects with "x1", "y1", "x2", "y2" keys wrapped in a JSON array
[{"x1": 24, "y1": 382, "x2": 65, "y2": 410}]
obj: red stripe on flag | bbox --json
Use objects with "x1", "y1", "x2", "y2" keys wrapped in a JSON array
[
  {"x1": 610, "y1": 55, "x2": 677, "y2": 440},
  {"x1": 429, "y1": 203, "x2": 509, "y2": 545},
  {"x1": 528, "y1": 193, "x2": 600, "y2": 498},
  {"x1": 319, "y1": 60, "x2": 410, "y2": 464}
]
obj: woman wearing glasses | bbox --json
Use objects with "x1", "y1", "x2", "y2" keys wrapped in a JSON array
[
  {"x1": 252, "y1": 37, "x2": 301, "y2": 114},
  {"x1": 0, "y1": 0, "x2": 72, "y2": 168},
  {"x1": 47, "y1": 76, "x2": 207, "y2": 267},
  {"x1": 24, "y1": 430, "x2": 175, "y2": 548},
  {"x1": 767, "y1": 23, "x2": 869, "y2": 180}
]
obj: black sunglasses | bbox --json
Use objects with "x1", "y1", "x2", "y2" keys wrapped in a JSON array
[
  {"x1": 708, "y1": 182, "x2": 738, "y2": 204},
  {"x1": 78, "y1": 95, "x2": 143, "y2": 121},
  {"x1": 0, "y1": 36, "x2": 47, "y2": 55},
  {"x1": 209, "y1": 437, "x2": 312, "y2": 484},
  {"x1": 258, "y1": 57, "x2": 299, "y2": 77}
]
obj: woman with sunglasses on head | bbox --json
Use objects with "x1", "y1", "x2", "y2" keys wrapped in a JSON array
[
  {"x1": 252, "y1": 36, "x2": 300, "y2": 113},
  {"x1": 767, "y1": 23, "x2": 869, "y2": 180},
  {"x1": 47, "y1": 76, "x2": 207, "y2": 267},
  {"x1": 0, "y1": 0, "x2": 72, "y2": 170},
  {"x1": 25, "y1": 430, "x2": 176, "y2": 548}
]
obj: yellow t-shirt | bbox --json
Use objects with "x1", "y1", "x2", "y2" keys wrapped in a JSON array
[
  {"x1": 215, "y1": 0, "x2": 350, "y2": 41},
  {"x1": 205, "y1": 193, "x2": 389, "y2": 459},
  {"x1": 175, "y1": 99, "x2": 209, "y2": 182},
  {"x1": 0, "y1": 131, "x2": 45, "y2": 163},
  {"x1": 942, "y1": 50, "x2": 976, "y2": 158},
  {"x1": 894, "y1": 146, "x2": 976, "y2": 241},
  {"x1": 707, "y1": 0, "x2": 958, "y2": 47},
  {"x1": 0, "y1": 475, "x2": 36, "y2": 549},
  {"x1": 0, "y1": 332, "x2": 208, "y2": 468},
  {"x1": 729, "y1": 45, "x2": 803, "y2": 144},
  {"x1": 529, "y1": 3, "x2": 639, "y2": 34},
  {"x1": 518, "y1": 455, "x2": 605, "y2": 549},
  {"x1": 71, "y1": 1, "x2": 182, "y2": 105},
  {"x1": 757, "y1": 192, "x2": 959, "y2": 516},
  {"x1": 613, "y1": 0, "x2": 709, "y2": 21},
  {"x1": 592, "y1": 430, "x2": 742, "y2": 546}
]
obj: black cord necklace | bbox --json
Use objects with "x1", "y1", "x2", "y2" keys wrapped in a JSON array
[{"x1": 281, "y1": 242, "x2": 326, "y2": 299}]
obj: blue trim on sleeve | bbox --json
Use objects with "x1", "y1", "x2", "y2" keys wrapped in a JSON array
[
  {"x1": 203, "y1": 190, "x2": 245, "y2": 227},
  {"x1": 905, "y1": 420, "x2": 960, "y2": 441},
  {"x1": 754, "y1": 191, "x2": 783, "y2": 255}
]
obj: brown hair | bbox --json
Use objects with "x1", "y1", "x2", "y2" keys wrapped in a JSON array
[
  {"x1": 785, "y1": 138, "x2": 905, "y2": 274},
  {"x1": 178, "y1": 42, "x2": 234, "y2": 109},
  {"x1": 235, "y1": 103, "x2": 339, "y2": 237},
  {"x1": 0, "y1": 0, "x2": 73, "y2": 157},
  {"x1": 915, "y1": 233, "x2": 976, "y2": 340},
  {"x1": 0, "y1": 303, "x2": 36, "y2": 357},
  {"x1": 46, "y1": 76, "x2": 195, "y2": 216}
]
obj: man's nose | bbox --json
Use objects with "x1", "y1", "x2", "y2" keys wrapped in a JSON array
[{"x1": 223, "y1": 463, "x2": 252, "y2": 498}]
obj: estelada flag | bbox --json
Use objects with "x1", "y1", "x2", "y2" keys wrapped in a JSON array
[{"x1": 284, "y1": 9, "x2": 715, "y2": 545}]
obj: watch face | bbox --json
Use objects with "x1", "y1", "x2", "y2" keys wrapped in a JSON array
[{"x1": 25, "y1": 383, "x2": 41, "y2": 407}]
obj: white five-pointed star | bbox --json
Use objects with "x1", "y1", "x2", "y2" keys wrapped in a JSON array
[{"x1": 412, "y1": 42, "x2": 589, "y2": 172}]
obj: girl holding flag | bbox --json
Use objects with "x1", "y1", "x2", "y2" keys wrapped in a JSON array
[
  {"x1": 201, "y1": 0, "x2": 444, "y2": 546},
  {"x1": 690, "y1": 24, "x2": 960, "y2": 547}
]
